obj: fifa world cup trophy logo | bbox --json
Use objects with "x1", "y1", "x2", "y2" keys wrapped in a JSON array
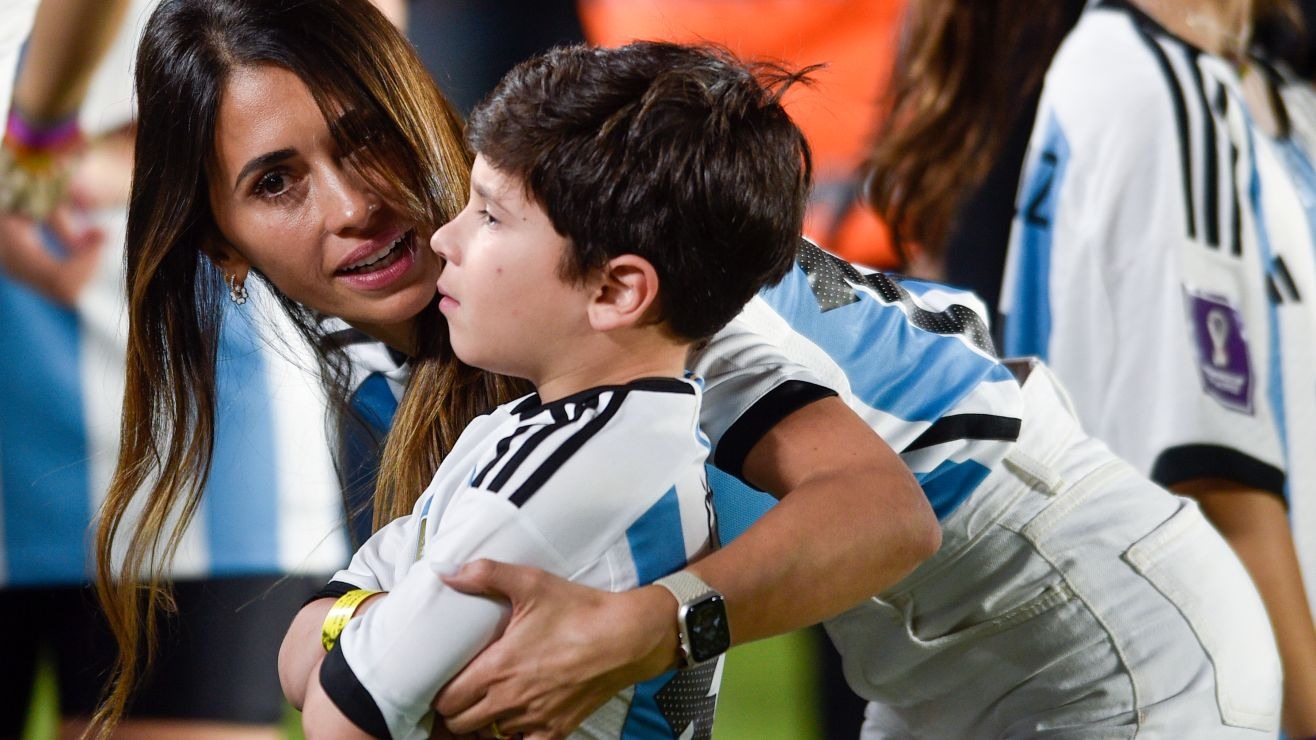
[{"x1": 1206, "y1": 308, "x2": 1231, "y2": 367}]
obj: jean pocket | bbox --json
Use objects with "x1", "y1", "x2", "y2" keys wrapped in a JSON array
[
  {"x1": 1123, "y1": 498, "x2": 1280, "y2": 731},
  {"x1": 902, "y1": 581, "x2": 1074, "y2": 648}
]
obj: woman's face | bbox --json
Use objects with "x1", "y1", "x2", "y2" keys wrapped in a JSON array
[{"x1": 207, "y1": 64, "x2": 439, "y2": 348}]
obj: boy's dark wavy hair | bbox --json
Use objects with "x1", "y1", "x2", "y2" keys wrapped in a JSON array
[{"x1": 468, "y1": 41, "x2": 814, "y2": 341}]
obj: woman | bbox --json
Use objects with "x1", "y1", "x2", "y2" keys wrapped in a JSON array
[
  {"x1": 100, "y1": 0, "x2": 1279, "y2": 736},
  {"x1": 2, "y1": 1, "x2": 349, "y2": 737},
  {"x1": 1000, "y1": 0, "x2": 1316, "y2": 733}
]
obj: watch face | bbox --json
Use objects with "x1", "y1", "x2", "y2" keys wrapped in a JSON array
[{"x1": 686, "y1": 594, "x2": 731, "y2": 663}]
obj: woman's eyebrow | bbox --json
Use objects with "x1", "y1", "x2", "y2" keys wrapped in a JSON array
[{"x1": 234, "y1": 148, "x2": 295, "y2": 193}]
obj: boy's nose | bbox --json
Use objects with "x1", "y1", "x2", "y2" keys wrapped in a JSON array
[{"x1": 430, "y1": 219, "x2": 461, "y2": 266}]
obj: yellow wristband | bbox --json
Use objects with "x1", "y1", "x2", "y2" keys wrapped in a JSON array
[{"x1": 321, "y1": 589, "x2": 380, "y2": 652}]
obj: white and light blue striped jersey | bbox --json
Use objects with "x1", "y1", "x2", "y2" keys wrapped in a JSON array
[
  {"x1": 1001, "y1": 1, "x2": 1316, "y2": 603},
  {"x1": 0, "y1": 217, "x2": 348, "y2": 586},
  {"x1": 320, "y1": 377, "x2": 720, "y2": 740},
  {"x1": 692, "y1": 239, "x2": 1024, "y2": 526}
]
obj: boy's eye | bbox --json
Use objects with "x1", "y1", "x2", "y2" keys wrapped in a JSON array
[{"x1": 478, "y1": 209, "x2": 498, "y2": 226}]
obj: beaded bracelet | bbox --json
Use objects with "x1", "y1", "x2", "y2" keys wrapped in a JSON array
[{"x1": 0, "y1": 109, "x2": 84, "y2": 219}]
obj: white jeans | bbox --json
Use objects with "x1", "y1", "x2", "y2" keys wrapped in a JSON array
[{"x1": 825, "y1": 364, "x2": 1280, "y2": 737}]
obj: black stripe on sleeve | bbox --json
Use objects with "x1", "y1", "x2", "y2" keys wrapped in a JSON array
[
  {"x1": 303, "y1": 580, "x2": 364, "y2": 608},
  {"x1": 904, "y1": 414, "x2": 1022, "y2": 453},
  {"x1": 319, "y1": 646, "x2": 391, "y2": 738},
  {"x1": 1132, "y1": 23, "x2": 1197, "y2": 240},
  {"x1": 1186, "y1": 52, "x2": 1220, "y2": 247},
  {"x1": 713, "y1": 380, "x2": 838, "y2": 481},
  {"x1": 1151, "y1": 443, "x2": 1286, "y2": 500},
  {"x1": 508, "y1": 391, "x2": 628, "y2": 507}
]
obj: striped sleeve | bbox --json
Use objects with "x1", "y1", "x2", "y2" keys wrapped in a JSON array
[{"x1": 694, "y1": 240, "x2": 1024, "y2": 520}]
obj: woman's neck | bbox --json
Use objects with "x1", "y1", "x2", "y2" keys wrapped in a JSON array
[
  {"x1": 348, "y1": 318, "x2": 417, "y2": 356},
  {"x1": 1130, "y1": 0, "x2": 1253, "y2": 61}
]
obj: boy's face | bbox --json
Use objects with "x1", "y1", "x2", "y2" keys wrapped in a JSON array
[{"x1": 431, "y1": 155, "x2": 594, "y2": 383}]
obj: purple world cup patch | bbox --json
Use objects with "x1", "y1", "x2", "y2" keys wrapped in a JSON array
[{"x1": 1186, "y1": 291, "x2": 1252, "y2": 414}]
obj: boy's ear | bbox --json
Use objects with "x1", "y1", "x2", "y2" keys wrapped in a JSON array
[
  {"x1": 201, "y1": 233, "x2": 251, "y2": 284},
  {"x1": 588, "y1": 254, "x2": 660, "y2": 331}
]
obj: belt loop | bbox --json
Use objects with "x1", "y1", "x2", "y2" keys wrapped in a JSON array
[{"x1": 1004, "y1": 448, "x2": 1066, "y2": 496}]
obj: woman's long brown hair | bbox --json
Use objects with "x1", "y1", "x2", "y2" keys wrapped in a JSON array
[
  {"x1": 862, "y1": 0, "x2": 1079, "y2": 263},
  {"x1": 92, "y1": 0, "x2": 525, "y2": 732},
  {"x1": 865, "y1": 0, "x2": 1302, "y2": 265}
]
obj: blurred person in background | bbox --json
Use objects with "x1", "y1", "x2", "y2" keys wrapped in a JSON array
[
  {"x1": 999, "y1": 0, "x2": 1316, "y2": 733},
  {"x1": 0, "y1": 0, "x2": 349, "y2": 737},
  {"x1": 865, "y1": 0, "x2": 1084, "y2": 326}
]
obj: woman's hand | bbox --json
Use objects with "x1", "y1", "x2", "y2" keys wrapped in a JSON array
[
  {"x1": 0, "y1": 203, "x2": 101, "y2": 305},
  {"x1": 434, "y1": 560, "x2": 679, "y2": 739},
  {"x1": 0, "y1": 125, "x2": 131, "y2": 306}
]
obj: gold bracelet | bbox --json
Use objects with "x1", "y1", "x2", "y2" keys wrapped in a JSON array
[{"x1": 321, "y1": 589, "x2": 381, "y2": 652}]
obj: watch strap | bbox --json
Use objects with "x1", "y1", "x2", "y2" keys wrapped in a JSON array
[{"x1": 654, "y1": 571, "x2": 716, "y2": 604}]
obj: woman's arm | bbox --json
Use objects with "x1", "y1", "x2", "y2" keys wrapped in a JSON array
[
  {"x1": 707, "y1": 395, "x2": 939, "y2": 637},
  {"x1": 434, "y1": 396, "x2": 939, "y2": 736}
]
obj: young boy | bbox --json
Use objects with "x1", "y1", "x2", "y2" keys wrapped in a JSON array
[{"x1": 278, "y1": 41, "x2": 811, "y2": 739}]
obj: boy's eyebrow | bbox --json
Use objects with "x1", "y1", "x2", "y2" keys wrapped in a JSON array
[
  {"x1": 234, "y1": 149, "x2": 295, "y2": 193},
  {"x1": 471, "y1": 180, "x2": 506, "y2": 209}
]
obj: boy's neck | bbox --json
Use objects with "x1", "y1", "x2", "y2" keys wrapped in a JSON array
[{"x1": 532, "y1": 330, "x2": 692, "y2": 404}]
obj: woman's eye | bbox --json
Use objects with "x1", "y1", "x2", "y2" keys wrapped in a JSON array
[
  {"x1": 253, "y1": 171, "x2": 290, "y2": 198},
  {"x1": 478, "y1": 209, "x2": 498, "y2": 226}
]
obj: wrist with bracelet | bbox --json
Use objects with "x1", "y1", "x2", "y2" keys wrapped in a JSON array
[
  {"x1": 320, "y1": 588, "x2": 381, "y2": 652},
  {"x1": 0, "y1": 108, "x2": 84, "y2": 219}
]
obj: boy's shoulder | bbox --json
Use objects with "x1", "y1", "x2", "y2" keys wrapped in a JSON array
[{"x1": 465, "y1": 376, "x2": 706, "y2": 504}]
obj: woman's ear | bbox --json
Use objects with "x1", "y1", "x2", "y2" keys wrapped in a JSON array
[
  {"x1": 202, "y1": 234, "x2": 251, "y2": 285},
  {"x1": 587, "y1": 254, "x2": 660, "y2": 331}
]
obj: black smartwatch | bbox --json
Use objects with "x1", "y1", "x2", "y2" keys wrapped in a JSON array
[{"x1": 654, "y1": 571, "x2": 731, "y2": 668}]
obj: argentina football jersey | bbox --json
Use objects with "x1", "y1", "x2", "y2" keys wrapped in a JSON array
[
  {"x1": 321, "y1": 378, "x2": 720, "y2": 739},
  {"x1": 1001, "y1": 0, "x2": 1316, "y2": 614}
]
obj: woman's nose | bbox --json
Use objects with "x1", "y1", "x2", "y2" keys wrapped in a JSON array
[{"x1": 323, "y1": 166, "x2": 381, "y2": 233}]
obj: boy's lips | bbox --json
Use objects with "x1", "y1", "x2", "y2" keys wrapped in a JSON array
[{"x1": 436, "y1": 279, "x2": 459, "y2": 311}]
